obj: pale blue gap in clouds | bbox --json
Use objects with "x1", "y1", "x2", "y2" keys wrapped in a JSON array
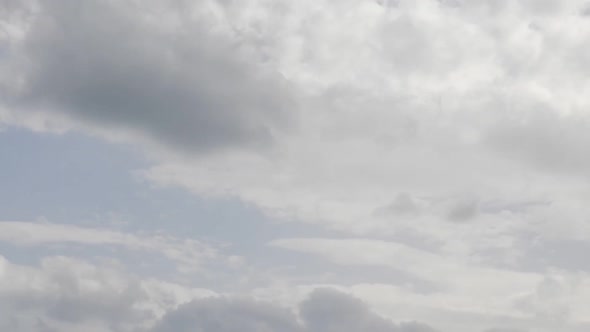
[{"x1": 0, "y1": 128, "x2": 325, "y2": 272}]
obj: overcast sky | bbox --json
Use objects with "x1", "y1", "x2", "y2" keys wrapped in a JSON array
[{"x1": 2, "y1": 0, "x2": 590, "y2": 331}]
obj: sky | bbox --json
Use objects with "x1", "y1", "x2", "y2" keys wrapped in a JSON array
[{"x1": 1, "y1": 0, "x2": 590, "y2": 331}]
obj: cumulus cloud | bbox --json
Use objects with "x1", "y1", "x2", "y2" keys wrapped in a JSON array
[
  {"x1": 0, "y1": 255, "x2": 215, "y2": 332},
  {"x1": 152, "y1": 296, "x2": 302, "y2": 332},
  {"x1": 299, "y1": 289, "x2": 437, "y2": 332},
  {"x1": 152, "y1": 288, "x2": 437, "y2": 332},
  {"x1": 0, "y1": 254, "x2": 439, "y2": 332},
  {"x1": 1, "y1": 0, "x2": 295, "y2": 152}
]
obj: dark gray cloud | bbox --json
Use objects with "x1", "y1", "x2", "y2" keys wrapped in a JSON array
[
  {"x1": 152, "y1": 296, "x2": 302, "y2": 332},
  {"x1": 153, "y1": 288, "x2": 437, "y2": 332},
  {"x1": 300, "y1": 289, "x2": 437, "y2": 332},
  {"x1": 2, "y1": 0, "x2": 294, "y2": 153}
]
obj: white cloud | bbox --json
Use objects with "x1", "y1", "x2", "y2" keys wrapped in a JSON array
[
  {"x1": 269, "y1": 237, "x2": 590, "y2": 331},
  {"x1": 134, "y1": 0, "x2": 590, "y2": 279},
  {"x1": 0, "y1": 220, "x2": 242, "y2": 274},
  {"x1": 270, "y1": 238, "x2": 541, "y2": 316}
]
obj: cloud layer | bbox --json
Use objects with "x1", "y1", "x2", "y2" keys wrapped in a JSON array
[
  {"x1": 0, "y1": 253, "x2": 436, "y2": 332},
  {"x1": 4, "y1": 0, "x2": 590, "y2": 331}
]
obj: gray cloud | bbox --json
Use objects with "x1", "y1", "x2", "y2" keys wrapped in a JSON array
[
  {"x1": 374, "y1": 193, "x2": 422, "y2": 217},
  {"x1": 1, "y1": 254, "x2": 439, "y2": 332},
  {"x1": 446, "y1": 197, "x2": 479, "y2": 223},
  {"x1": 2, "y1": 0, "x2": 294, "y2": 153},
  {"x1": 152, "y1": 296, "x2": 302, "y2": 332},
  {"x1": 485, "y1": 108, "x2": 590, "y2": 176},
  {"x1": 0, "y1": 256, "x2": 155, "y2": 332},
  {"x1": 300, "y1": 289, "x2": 437, "y2": 332},
  {"x1": 153, "y1": 288, "x2": 437, "y2": 332}
]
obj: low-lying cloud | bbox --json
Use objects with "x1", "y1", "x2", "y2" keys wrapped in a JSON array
[{"x1": 153, "y1": 288, "x2": 437, "y2": 332}]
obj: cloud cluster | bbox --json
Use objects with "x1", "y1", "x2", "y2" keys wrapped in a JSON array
[{"x1": 0, "y1": 254, "x2": 437, "y2": 332}]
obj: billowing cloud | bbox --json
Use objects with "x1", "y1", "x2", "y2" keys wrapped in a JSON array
[
  {"x1": 0, "y1": 255, "x2": 215, "y2": 332},
  {"x1": 299, "y1": 288, "x2": 437, "y2": 332},
  {"x1": 153, "y1": 288, "x2": 437, "y2": 332},
  {"x1": 0, "y1": 254, "x2": 439, "y2": 332},
  {"x1": 152, "y1": 296, "x2": 302, "y2": 332},
  {"x1": 1, "y1": 0, "x2": 295, "y2": 152}
]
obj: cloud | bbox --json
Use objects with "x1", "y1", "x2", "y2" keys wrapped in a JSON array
[
  {"x1": 0, "y1": 255, "x2": 215, "y2": 332},
  {"x1": 269, "y1": 237, "x2": 557, "y2": 319},
  {"x1": 134, "y1": 9, "x2": 590, "y2": 324},
  {"x1": 300, "y1": 288, "x2": 437, "y2": 332},
  {"x1": 1, "y1": 0, "x2": 295, "y2": 153},
  {"x1": 0, "y1": 220, "x2": 241, "y2": 273},
  {"x1": 152, "y1": 287, "x2": 437, "y2": 332},
  {"x1": 0, "y1": 254, "x2": 439, "y2": 332},
  {"x1": 445, "y1": 196, "x2": 480, "y2": 223},
  {"x1": 4, "y1": 0, "x2": 590, "y2": 331},
  {"x1": 152, "y1": 296, "x2": 302, "y2": 332},
  {"x1": 485, "y1": 109, "x2": 590, "y2": 176}
]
